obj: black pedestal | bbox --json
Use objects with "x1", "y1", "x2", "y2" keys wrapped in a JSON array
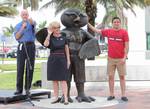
[{"x1": 0, "y1": 89, "x2": 51, "y2": 104}]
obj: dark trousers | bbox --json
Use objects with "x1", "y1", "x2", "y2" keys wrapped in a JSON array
[{"x1": 16, "y1": 42, "x2": 35, "y2": 92}]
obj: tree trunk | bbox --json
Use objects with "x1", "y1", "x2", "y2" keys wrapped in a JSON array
[
  {"x1": 85, "y1": 0, "x2": 97, "y2": 60},
  {"x1": 31, "y1": 0, "x2": 39, "y2": 11},
  {"x1": 85, "y1": 0, "x2": 97, "y2": 36},
  {"x1": 117, "y1": 8, "x2": 128, "y2": 29},
  {"x1": 145, "y1": 0, "x2": 150, "y2": 5},
  {"x1": 23, "y1": 0, "x2": 30, "y2": 9}
]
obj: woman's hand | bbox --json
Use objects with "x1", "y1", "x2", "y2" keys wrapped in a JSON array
[
  {"x1": 44, "y1": 28, "x2": 52, "y2": 47},
  {"x1": 47, "y1": 27, "x2": 53, "y2": 35},
  {"x1": 43, "y1": 38, "x2": 49, "y2": 47},
  {"x1": 67, "y1": 61, "x2": 71, "y2": 69}
]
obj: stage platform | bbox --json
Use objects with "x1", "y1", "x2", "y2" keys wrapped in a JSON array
[{"x1": 0, "y1": 89, "x2": 51, "y2": 104}]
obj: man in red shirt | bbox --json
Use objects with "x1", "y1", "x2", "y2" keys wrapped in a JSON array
[{"x1": 88, "y1": 17, "x2": 129, "y2": 101}]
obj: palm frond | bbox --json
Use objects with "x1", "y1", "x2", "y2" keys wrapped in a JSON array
[
  {"x1": 40, "y1": 0, "x2": 85, "y2": 15},
  {"x1": 0, "y1": 6, "x2": 18, "y2": 16},
  {"x1": 2, "y1": 24, "x2": 15, "y2": 37}
]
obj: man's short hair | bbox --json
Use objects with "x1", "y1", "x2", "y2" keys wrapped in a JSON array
[{"x1": 112, "y1": 17, "x2": 121, "y2": 23}]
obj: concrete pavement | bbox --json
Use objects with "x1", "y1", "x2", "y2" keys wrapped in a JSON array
[
  {"x1": 0, "y1": 81, "x2": 150, "y2": 109},
  {"x1": 1, "y1": 54, "x2": 150, "y2": 108}
]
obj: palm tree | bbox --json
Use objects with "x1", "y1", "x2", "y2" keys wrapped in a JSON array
[
  {"x1": 85, "y1": 0, "x2": 97, "y2": 34},
  {"x1": 0, "y1": 0, "x2": 40, "y2": 16},
  {"x1": 37, "y1": 20, "x2": 47, "y2": 31},
  {"x1": 145, "y1": 0, "x2": 150, "y2": 5},
  {"x1": 40, "y1": 0, "x2": 85, "y2": 14},
  {"x1": 0, "y1": 0, "x2": 18, "y2": 16},
  {"x1": 41, "y1": 0, "x2": 96, "y2": 35},
  {"x1": 14, "y1": 0, "x2": 40, "y2": 10},
  {"x1": 30, "y1": 0, "x2": 39, "y2": 10},
  {"x1": 2, "y1": 25, "x2": 14, "y2": 37},
  {"x1": 41, "y1": 0, "x2": 145, "y2": 33},
  {"x1": 100, "y1": 0, "x2": 145, "y2": 29},
  {"x1": 22, "y1": 0, "x2": 40, "y2": 10}
]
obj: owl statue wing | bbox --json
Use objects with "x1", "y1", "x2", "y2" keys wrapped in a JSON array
[
  {"x1": 78, "y1": 38, "x2": 101, "y2": 59},
  {"x1": 35, "y1": 28, "x2": 48, "y2": 46}
]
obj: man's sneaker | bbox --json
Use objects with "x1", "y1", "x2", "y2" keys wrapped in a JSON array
[
  {"x1": 107, "y1": 96, "x2": 115, "y2": 101},
  {"x1": 121, "y1": 96, "x2": 128, "y2": 101}
]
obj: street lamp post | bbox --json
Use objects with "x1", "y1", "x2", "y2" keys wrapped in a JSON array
[
  {"x1": 145, "y1": 6, "x2": 150, "y2": 59},
  {"x1": 1, "y1": 35, "x2": 6, "y2": 64}
]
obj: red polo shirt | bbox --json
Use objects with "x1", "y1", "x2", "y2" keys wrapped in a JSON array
[{"x1": 101, "y1": 29, "x2": 129, "y2": 58}]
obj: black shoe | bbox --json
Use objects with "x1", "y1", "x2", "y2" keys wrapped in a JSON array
[
  {"x1": 121, "y1": 96, "x2": 128, "y2": 101},
  {"x1": 107, "y1": 96, "x2": 115, "y2": 101},
  {"x1": 51, "y1": 97, "x2": 61, "y2": 104},
  {"x1": 64, "y1": 102, "x2": 69, "y2": 105},
  {"x1": 14, "y1": 91, "x2": 22, "y2": 95}
]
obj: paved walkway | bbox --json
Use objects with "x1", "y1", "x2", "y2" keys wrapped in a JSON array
[
  {"x1": 0, "y1": 81, "x2": 150, "y2": 109},
  {"x1": 1, "y1": 56, "x2": 150, "y2": 108}
]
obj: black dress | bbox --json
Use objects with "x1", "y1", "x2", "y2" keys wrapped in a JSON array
[{"x1": 47, "y1": 34, "x2": 69, "y2": 81}]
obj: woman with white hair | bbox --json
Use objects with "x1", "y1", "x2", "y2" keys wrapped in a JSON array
[{"x1": 44, "y1": 21, "x2": 70, "y2": 105}]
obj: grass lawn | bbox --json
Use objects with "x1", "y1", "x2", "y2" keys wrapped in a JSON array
[
  {"x1": 0, "y1": 63, "x2": 42, "y2": 90},
  {"x1": 0, "y1": 57, "x2": 47, "y2": 61},
  {"x1": 0, "y1": 56, "x2": 107, "y2": 89}
]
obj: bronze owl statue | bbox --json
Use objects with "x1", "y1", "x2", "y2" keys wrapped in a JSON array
[{"x1": 61, "y1": 8, "x2": 100, "y2": 103}]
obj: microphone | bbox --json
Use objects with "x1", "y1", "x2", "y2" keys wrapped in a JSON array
[{"x1": 22, "y1": 20, "x2": 27, "y2": 29}]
